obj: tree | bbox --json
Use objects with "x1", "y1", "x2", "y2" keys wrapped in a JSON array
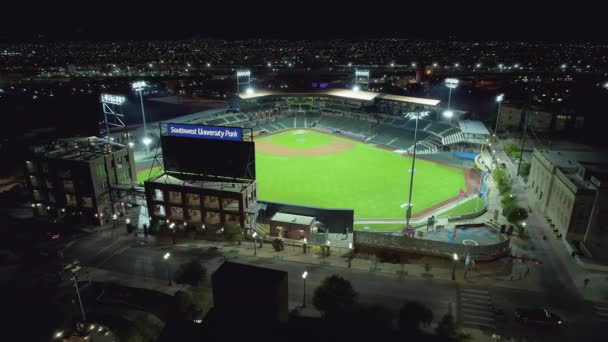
[
  {"x1": 520, "y1": 162, "x2": 531, "y2": 177},
  {"x1": 174, "y1": 259, "x2": 207, "y2": 286},
  {"x1": 348, "y1": 304, "x2": 394, "y2": 331},
  {"x1": 313, "y1": 275, "x2": 357, "y2": 317},
  {"x1": 170, "y1": 290, "x2": 197, "y2": 320},
  {"x1": 398, "y1": 301, "x2": 433, "y2": 334},
  {"x1": 272, "y1": 238, "x2": 284, "y2": 251},
  {"x1": 501, "y1": 193, "x2": 516, "y2": 208},
  {"x1": 506, "y1": 206, "x2": 528, "y2": 223}
]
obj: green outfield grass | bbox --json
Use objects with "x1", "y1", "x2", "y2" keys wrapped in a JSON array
[
  {"x1": 437, "y1": 197, "x2": 485, "y2": 218},
  {"x1": 255, "y1": 130, "x2": 466, "y2": 219},
  {"x1": 353, "y1": 223, "x2": 406, "y2": 232},
  {"x1": 136, "y1": 166, "x2": 164, "y2": 184}
]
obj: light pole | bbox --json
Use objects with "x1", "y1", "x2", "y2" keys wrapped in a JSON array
[
  {"x1": 451, "y1": 253, "x2": 459, "y2": 280},
  {"x1": 252, "y1": 232, "x2": 258, "y2": 256},
  {"x1": 444, "y1": 78, "x2": 459, "y2": 121},
  {"x1": 302, "y1": 271, "x2": 308, "y2": 308},
  {"x1": 64, "y1": 262, "x2": 87, "y2": 322},
  {"x1": 404, "y1": 111, "x2": 430, "y2": 226},
  {"x1": 494, "y1": 94, "x2": 505, "y2": 138},
  {"x1": 132, "y1": 80, "x2": 148, "y2": 139},
  {"x1": 164, "y1": 252, "x2": 172, "y2": 285}
]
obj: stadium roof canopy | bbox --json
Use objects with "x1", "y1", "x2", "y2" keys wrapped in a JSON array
[
  {"x1": 376, "y1": 94, "x2": 441, "y2": 106},
  {"x1": 458, "y1": 120, "x2": 490, "y2": 135},
  {"x1": 235, "y1": 89, "x2": 439, "y2": 106}
]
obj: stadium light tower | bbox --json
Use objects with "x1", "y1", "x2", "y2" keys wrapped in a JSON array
[
  {"x1": 404, "y1": 111, "x2": 430, "y2": 226},
  {"x1": 100, "y1": 93, "x2": 126, "y2": 143},
  {"x1": 354, "y1": 69, "x2": 370, "y2": 91},
  {"x1": 236, "y1": 69, "x2": 251, "y2": 93},
  {"x1": 132, "y1": 81, "x2": 148, "y2": 141},
  {"x1": 444, "y1": 78, "x2": 459, "y2": 120},
  {"x1": 494, "y1": 94, "x2": 505, "y2": 137}
]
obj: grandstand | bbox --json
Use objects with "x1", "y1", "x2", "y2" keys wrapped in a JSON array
[{"x1": 166, "y1": 89, "x2": 477, "y2": 154}]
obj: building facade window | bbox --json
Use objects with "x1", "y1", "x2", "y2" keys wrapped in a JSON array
[
  {"x1": 82, "y1": 197, "x2": 94, "y2": 208},
  {"x1": 65, "y1": 193, "x2": 78, "y2": 207},
  {"x1": 168, "y1": 191, "x2": 182, "y2": 205},
  {"x1": 154, "y1": 189, "x2": 164, "y2": 201},
  {"x1": 25, "y1": 161, "x2": 35, "y2": 173},
  {"x1": 63, "y1": 180, "x2": 75, "y2": 192},
  {"x1": 170, "y1": 206, "x2": 184, "y2": 220},
  {"x1": 187, "y1": 208, "x2": 202, "y2": 222},
  {"x1": 29, "y1": 175, "x2": 39, "y2": 188},
  {"x1": 204, "y1": 196, "x2": 220, "y2": 209},
  {"x1": 32, "y1": 189, "x2": 41, "y2": 201},
  {"x1": 186, "y1": 193, "x2": 200, "y2": 206}
]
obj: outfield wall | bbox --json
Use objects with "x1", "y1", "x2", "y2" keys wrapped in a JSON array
[{"x1": 354, "y1": 229, "x2": 510, "y2": 260}]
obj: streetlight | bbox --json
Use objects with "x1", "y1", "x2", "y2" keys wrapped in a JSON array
[
  {"x1": 452, "y1": 253, "x2": 459, "y2": 280},
  {"x1": 53, "y1": 330, "x2": 64, "y2": 339},
  {"x1": 352, "y1": 85, "x2": 360, "y2": 92},
  {"x1": 132, "y1": 81, "x2": 148, "y2": 137},
  {"x1": 245, "y1": 87, "x2": 254, "y2": 95},
  {"x1": 403, "y1": 111, "x2": 430, "y2": 226},
  {"x1": 252, "y1": 232, "x2": 258, "y2": 256},
  {"x1": 444, "y1": 78, "x2": 459, "y2": 117},
  {"x1": 163, "y1": 252, "x2": 172, "y2": 285},
  {"x1": 142, "y1": 136, "x2": 152, "y2": 154},
  {"x1": 112, "y1": 214, "x2": 117, "y2": 229},
  {"x1": 64, "y1": 262, "x2": 87, "y2": 321},
  {"x1": 302, "y1": 271, "x2": 308, "y2": 307},
  {"x1": 494, "y1": 94, "x2": 505, "y2": 137},
  {"x1": 128, "y1": 141, "x2": 134, "y2": 148}
]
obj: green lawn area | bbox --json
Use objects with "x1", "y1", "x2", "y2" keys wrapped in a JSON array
[
  {"x1": 353, "y1": 223, "x2": 405, "y2": 232},
  {"x1": 136, "y1": 166, "x2": 164, "y2": 184},
  {"x1": 255, "y1": 130, "x2": 466, "y2": 219},
  {"x1": 437, "y1": 197, "x2": 485, "y2": 218},
  {"x1": 188, "y1": 287, "x2": 213, "y2": 315}
]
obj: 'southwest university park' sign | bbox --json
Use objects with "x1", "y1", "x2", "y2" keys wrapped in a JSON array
[{"x1": 167, "y1": 123, "x2": 243, "y2": 141}]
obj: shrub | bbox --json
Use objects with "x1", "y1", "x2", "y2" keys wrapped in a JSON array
[
  {"x1": 312, "y1": 275, "x2": 357, "y2": 317},
  {"x1": 507, "y1": 207, "x2": 529, "y2": 223},
  {"x1": 520, "y1": 162, "x2": 531, "y2": 177},
  {"x1": 272, "y1": 238, "x2": 284, "y2": 252},
  {"x1": 174, "y1": 259, "x2": 207, "y2": 286}
]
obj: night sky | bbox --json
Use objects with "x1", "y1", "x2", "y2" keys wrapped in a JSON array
[{"x1": 1, "y1": 2, "x2": 605, "y2": 42}]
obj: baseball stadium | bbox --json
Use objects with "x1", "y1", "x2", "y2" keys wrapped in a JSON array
[{"x1": 139, "y1": 87, "x2": 491, "y2": 228}]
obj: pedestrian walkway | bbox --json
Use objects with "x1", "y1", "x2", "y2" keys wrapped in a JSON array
[
  {"x1": 591, "y1": 302, "x2": 608, "y2": 323},
  {"x1": 458, "y1": 288, "x2": 496, "y2": 331}
]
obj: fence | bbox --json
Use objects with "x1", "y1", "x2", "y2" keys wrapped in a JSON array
[{"x1": 353, "y1": 230, "x2": 510, "y2": 261}]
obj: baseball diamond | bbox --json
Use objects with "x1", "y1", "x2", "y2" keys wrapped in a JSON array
[{"x1": 254, "y1": 129, "x2": 469, "y2": 219}]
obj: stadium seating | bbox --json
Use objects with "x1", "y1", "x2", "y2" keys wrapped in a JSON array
[{"x1": 195, "y1": 109, "x2": 465, "y2": 154}]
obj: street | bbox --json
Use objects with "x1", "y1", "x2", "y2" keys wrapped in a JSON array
[{"x1": 63, "y1": 230, "x2": 606, "y2": 341}]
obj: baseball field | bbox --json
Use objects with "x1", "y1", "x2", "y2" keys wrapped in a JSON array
[{"x1": 255, "y1": 129, "x2": 467, "y2": 219}]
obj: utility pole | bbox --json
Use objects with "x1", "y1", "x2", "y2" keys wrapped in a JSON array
[{"x1": 517, "y1": 95, "x2": 532, "y2": 177}]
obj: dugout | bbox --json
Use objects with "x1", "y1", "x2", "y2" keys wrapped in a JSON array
[{"x1": 269, "y1": 212, "x2": 316, "y2": 240}]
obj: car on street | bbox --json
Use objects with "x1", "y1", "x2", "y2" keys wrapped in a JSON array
[{"x1": 515, "y1": 308, "x2": 563, "y2": 326}]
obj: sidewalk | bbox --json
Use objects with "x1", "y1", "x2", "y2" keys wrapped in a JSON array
[
  {"x1": 83, "y1": 266, "x2": 183, "y2": 296},
  {"x1": 166, "y1": 238, "x2": 542, "y2": 291},
  {"x1": 491, "y1": 137, "x2": 608, "y2": 303}
]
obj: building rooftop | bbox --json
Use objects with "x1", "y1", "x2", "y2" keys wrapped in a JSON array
[
  {"x1": 235, "y1": 89, "x2": 439, "y2": 106},
  {"x1": 32, "y1": 136, "x2": 127, "y2": 161},
  {"x1": 270, "y1": 212, "x2": 316, "y2": 226},
  {"x1": 147, "y1": 172, "x2": 253, "y2": 193},
  {"x1": 540, "y1": 150, "x2": 608, "y2": 169}
]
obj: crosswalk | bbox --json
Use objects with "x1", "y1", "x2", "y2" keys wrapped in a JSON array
[
  {"x1": 458, "y1": 288, "x2": 496, "y2": 330},
  {"x1": 592, "y1": 302, "x2": 608, "y2": 323}
]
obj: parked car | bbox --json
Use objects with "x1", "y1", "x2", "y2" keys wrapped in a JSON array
[{"x1": 515, "y1": 308, "x2": 563, "y2": 326}]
